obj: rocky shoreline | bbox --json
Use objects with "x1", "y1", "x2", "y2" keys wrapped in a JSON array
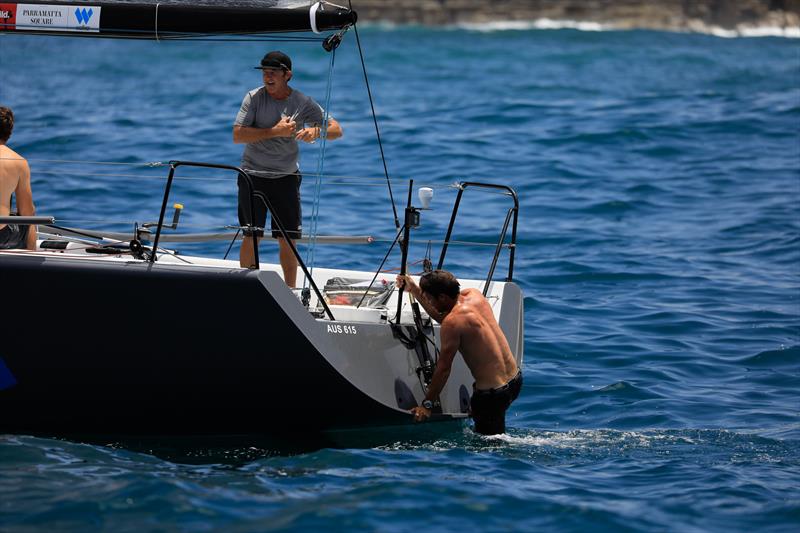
[{"x1": 349, "y1": 0, "x2": 800, "y2": 34}]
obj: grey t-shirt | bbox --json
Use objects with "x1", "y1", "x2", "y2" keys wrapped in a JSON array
[{"x1": 234, "y1": 87, "x2": 325, "y2": 176}]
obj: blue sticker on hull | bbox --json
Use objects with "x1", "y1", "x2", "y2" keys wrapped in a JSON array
[{"x1": 0, "y1": 357, "x2": 17, "y2": 390}]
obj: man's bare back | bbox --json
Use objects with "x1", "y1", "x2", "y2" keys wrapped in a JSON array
[
  {"x1": 397, "y1": 270, "x2": 522, "y2": 434},
  {"x1": 0, "y1": 121, "x2": 37, "y2": 250},
  {"x1": 0, "y1": 144, "x2": 30, "y2": 221},
  {"x1": 441, "y1": 288, "x2": 518, "y2": 390}
]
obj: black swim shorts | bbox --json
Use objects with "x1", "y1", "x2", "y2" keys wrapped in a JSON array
[
  {"x1": 470, "y1": 370, "x2": 523, "y2": 435},
  {"x1": 0, "y1": 223, "x2": 29, "y2": 250},
  {"x1": 237, "y1": 173, "x2": 302, "y2": 239}
]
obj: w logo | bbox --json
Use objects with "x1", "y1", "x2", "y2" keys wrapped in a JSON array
[{"x1": 74, "y1": 7, "x2": 93, "y2": 24}]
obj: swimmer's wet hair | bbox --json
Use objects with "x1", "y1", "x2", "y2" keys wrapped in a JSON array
[
  {"x1": 0, "y1": 107, "x2": 13, "y2": 143},
  {"x1": 420, "y1": 269, "x2": 460, "y2": 299}
]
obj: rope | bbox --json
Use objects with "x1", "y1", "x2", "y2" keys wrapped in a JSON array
[
  {"x1": 40, "y1": 223, "x2": 194, "y2": 263},
  {"x1": 18, "y1": 158, "x2": 450, "y2": 185},
  {"x1": 30, "y1": 168, "x2": 445, "y2": 185},
  {"x1": 304, "y1": 44, "x2": 337, "y2": 286},
  {"x1": 161, "y1": 35, "x2": 325, "y2": 42},
  {"x1": 370, "y1": 238, "x2": 509, "y2": 248},
  {"x1": 21, "y1": 24, "x2": 328, "y2": 42},
  {"x1": 17, "y1": 158, "x2": 474, "y2": 191},
  {"x1": 356, "y1": 224, "x2": 404, "y2": 308},
  {"x1": 2, "y1": 157, "x2": 166, "y2": 166},
  {"x1": 39, "y1": 218, "x2": 505, "y2": 250},
  {"x1": 349, "y1": 0, "x2": 399, "y2": 230},
  {"x1": 223, "y1": 228, "x2": 241, "y2": 260}
]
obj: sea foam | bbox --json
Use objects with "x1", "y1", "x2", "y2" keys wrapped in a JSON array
[{"x1": 451, "y1": 18, "x2": 800, "y2": 38}]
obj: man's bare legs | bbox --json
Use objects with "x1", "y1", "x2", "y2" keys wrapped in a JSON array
[
  {"x1": 239, "y1": 235, "x2": 258, "y2": 269},
  {"x1": 277, "y1": 237, "x2": 297, "y2": 288},
  {"x1": 239, "y1": 234, "x2": 297, "y2": 288}
]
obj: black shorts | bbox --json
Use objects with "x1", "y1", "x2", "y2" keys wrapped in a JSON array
[
  {"x1": 0, "y1": 224, "x2": 29, "y2": 250},
  {"x1": 470, "y1": 370, "x2": 522, "y2": 435},
  {"x1": 238, "y1": 173, "x2": 302, "y2": 239}
]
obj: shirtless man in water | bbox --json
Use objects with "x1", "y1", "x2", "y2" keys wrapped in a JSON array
[
  {"x1": 396, "y1": 270, "x2": 522, "y2": 435},
  {"x1": 0, "y1": 106, "x2": 36, "y2": 250}
]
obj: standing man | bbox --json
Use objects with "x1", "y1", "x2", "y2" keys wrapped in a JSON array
[
  {"x1": 233, "y1": 51, "x2": 342, "y2": 286},
  {"x1": 396, "y1": 270, "x2": 522, "y2": 435},
  {"x1": 0, "y1": 106, "x2": 36, "y2": 250}
]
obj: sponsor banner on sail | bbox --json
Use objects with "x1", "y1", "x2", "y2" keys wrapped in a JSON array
[
  {"x1": 14, "y1": 3, "x2": 101, "y2": 32},
  {"x1": 0, "y1": 3, "x2": 17, "y2": 31}
]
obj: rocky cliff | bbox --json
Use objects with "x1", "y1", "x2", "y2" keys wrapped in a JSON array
[{"x1": 349, "y1": 0, "x2": 800, "y2": 32}]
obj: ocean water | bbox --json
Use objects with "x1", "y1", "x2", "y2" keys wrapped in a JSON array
[{"x1": 1, "y1": 25, "x2": 799, "y2": 532}]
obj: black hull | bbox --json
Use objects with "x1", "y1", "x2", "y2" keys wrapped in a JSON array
[{"x1": 0, "y1": 255, "x2": 408, "y2": 436}]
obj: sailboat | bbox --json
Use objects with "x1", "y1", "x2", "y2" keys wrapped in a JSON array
[{"x1": 0, "y1": 1, "x2": 523, "y2": 439}]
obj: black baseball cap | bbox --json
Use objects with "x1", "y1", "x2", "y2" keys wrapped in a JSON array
[{"x1": 255, "y1": 51, "x2": 292, "y2": 71}]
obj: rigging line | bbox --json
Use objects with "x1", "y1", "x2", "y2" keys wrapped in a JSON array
[
  {"x1": 349, "y1": 0, "x2": 399, "y2": 230},
  {"x1": 21, "y1": 158, "x2": 167, "y2": 167},
  {"x1": 223, "y1": 228, "x2": 241, "y2": 261},
  {"x1": 202, "y1": 172, "x2": 432, "y2": 183},
  {"x1": 53, "y1": 220, "x2": 241, "y2": 229},
  {"x1": 302, "y1": 180, "x2": 395, "y2": 187},
  {"x1": 369, "y1": 238, "x2": 507, "y2": 248},
  {"x1": 0, "y1": 31, "x2": 317, "y2": 42},
  {"x1": 40, "y1": 171, "x2": 447, "y2": 187},
  {"x1": 32, "y1": 171, "x2": 455, "y2": 192},
  {"x1": 305, "y1": 45, "x2": 338, "y2": 284},
  {"x1": 463, "y1": 187, "x2": 516, "y2": 198},
  {"x1": 62, "y1": 22, "x2": 327, "y2": 40},
  {"x1": 32, "y1": 169, "x2": 416, "y2": 185},
  {"x1": 158, "y1": 31, "x2": 325, "y2": 40},
  {"x1": 48, "y1": 218, "x2": 138, "y2": 224},
  {"x1": 41, "y1": 224, "x2": 95, "y2": 240},
  {"x1": 32, "y1": 170, "x2": 234, "y2": 181},
  {"x1": 159, "y1": 37, "x2": 323, "y2": 42},
  {"x1": 32, "y1": 170, "x2": 413, "y2": 184},
  {"x1": 34, "y1": 170, "x2": 171, "y2": 180},
  {"x1": 40, "y1": 228, "x2": 193, "y2": 265},
  {"x1": 20, "y1": 158, "x2": 440, "y2": 184},
  {"x1": 356, "y1": 224, "x2": 405, "y2": 309},
  {"x1": 318, "y1": 180, "x2": 452, "y2": 191}
]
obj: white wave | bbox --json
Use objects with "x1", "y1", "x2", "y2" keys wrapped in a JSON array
[
  {"x1": 456, "y1": 18, "x2": 611, "y2": 33},
  {"x1": 724, "y1": 25, "x2": 800, "y2": 38},
  {"x1": 485, "y1": 429, "x2": 699, "y2": 449},
  {"x1": 450, "y1": 17, "x2": 799, "y2": 39}
]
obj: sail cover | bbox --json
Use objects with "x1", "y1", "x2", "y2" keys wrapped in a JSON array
[{"x1": 0, "y1": 1, "x2": 356, "y2": 38}]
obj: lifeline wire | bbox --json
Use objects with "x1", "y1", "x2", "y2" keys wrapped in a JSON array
[
  {"x1": 29, "y1": 168, "x2": 440, "y2": 186},
  {"x1": 18, "y1": 157, "x2": 456, "y2": 186}
]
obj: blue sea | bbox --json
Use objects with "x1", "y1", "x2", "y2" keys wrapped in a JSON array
[{"x1": 1, "y1": 23, "x2": 799, "y2": 532}]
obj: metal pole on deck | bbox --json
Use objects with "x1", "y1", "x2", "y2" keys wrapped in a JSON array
[{"x1": 394, "y1": 180, "x2": 415, "y2": 323}]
